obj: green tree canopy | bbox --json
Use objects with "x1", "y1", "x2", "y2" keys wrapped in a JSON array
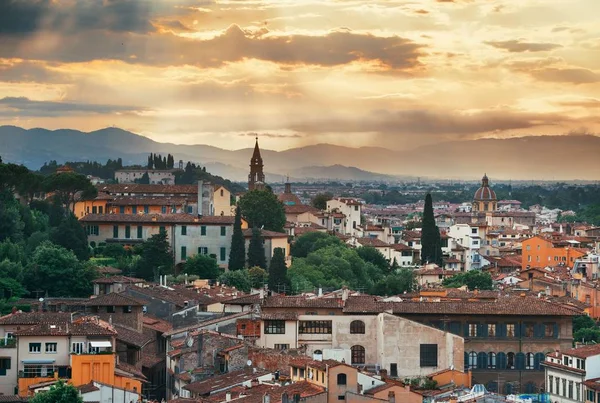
[
  {"x1": 574, "y1": 328, "x2": 600, "y2": 343},
  {"x1": 371, "y1": 269, "x2": 416, "y2": 296},
  {"x1": 288, "y1": 244, "x2": 384, "y2": 293},
  {"x1": 136, "y1": 229, "x2": 173, "y2": 281},
  {"x1": 50, "y1": 213, "x2": 90, "y2": 260},
  {"x1": 573, "y1": 315, "x2": 596, "y2": 333},
  {"x1": 421, "y1": 193, "x2": 443, "y2": 266},
  {"x1": 29, "y1": 381, "x2": 83, "y2": 403},
  {"x1": 238, "y1": 190, "x2": 286, "y2": 232},
  {"x1": 291, "y1": 232, "x2": 342, "y2": 258},
  {"x1": 248, "y1": 266, "x2": 268, "y2": 289},
  {"x1": 23, "y1": 241, "x2": 96, "y2": 297},
  {"x1": 247, "y1": 227, "x2": 267, "y2": 269},
  {"x1": 218, "y1": 269, "x2": 252, "y2": 293},
  {"x1": 184, "y1": 254, "x2": 221, "y2": 279},
  {"x1": 43, "y1": 172, "x2": 97, "y2": 211},
  {"x1": 228, "y1": 206, "x2": 246, "y2": 270},
  {"x1": 356, "y1": 246, "x2": 389, "y2": 272},
  {"x1": 311, "y1": 192, "x2": 333, "y2": 210},
  {"x1": 268, "y1": 248, "x2": 291, "y2": 294},
  {"x1": 442, "y1": 271, "x2": 493, "y2": 290}
]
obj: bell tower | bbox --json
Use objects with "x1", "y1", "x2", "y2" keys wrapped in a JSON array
[{"x1": 248, "y1": 136, "x2": 265, "y2": 191}]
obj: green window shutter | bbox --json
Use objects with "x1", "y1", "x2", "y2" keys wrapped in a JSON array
[
  {"x1": 221, "y1": 226, "x2": 226, "y2": 236},
  {"x1": 132, "y1": 206, "x2": 137, "y2": 214},
  {"x1": 137, "y1": 226, "x2": 143, "y2": 239},
  {"x1": 201, "y1": 226, "x2": 206, "y2": 236},
  {"x1": 113, "y1": 225, "x2": 119, "y2": 238},
  {"x1": 181, "y1": 246, "x2": 187, "y2": 260},
  {"x1": 182, "y1": 225, "x2": 187, "y2": 235},
  {"x1": 125, "y1": 225, "x2": 131, "y2": 239},
  {"x1": 220, "y1": 247, "x2": 226, "y2": 261}
]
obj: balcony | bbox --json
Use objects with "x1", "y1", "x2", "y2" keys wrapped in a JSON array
[{"x1": 0, "y1": 338, "x2": 16, "y2": 348}]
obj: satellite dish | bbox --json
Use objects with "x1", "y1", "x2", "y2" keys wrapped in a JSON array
[
  {"x1": 186, "y1": 337, "x2": 193, "y2": 348},
  {"x1": 247, "y1": 360, "x2": 252, "y2": 367},
  {"x1": 39, "y1": 298, "x2": 44, "y2": 302}
]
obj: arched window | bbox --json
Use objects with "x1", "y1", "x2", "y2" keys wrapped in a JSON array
[
  {"x1": 525, "y1": 353, "x2": 535, "y2": 370},
  {"x1": 351, "y1": 345, "x2": 365, "y2": 365},
  {"x1": 488, "y1": 352, "x2": 497, "y2": 369},
  {"x1": 350, "y1": 320, "x2": 365, "y2": 334},
  {"x1": 468, "y1": 352, "x2": 477, "y2": 369},
  {"x1": 337, "y1": 373, "x2": 347, "y2": 385},
  {"x1": 534, "y1": 353, "x2": 545, "y2": 370},
  {"x1": 314, "y1": 350, "x2": 323, "y2": 355},
  {"x1": 477, "y1": 352, "x2": 487, "y2": 369},
  {"x1": 507, "y1": 352, "x2": 515, "y2": 369}
]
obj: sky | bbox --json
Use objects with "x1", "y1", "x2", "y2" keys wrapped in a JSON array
[{"x1": 1, "y1": 0, "x2": 599, "y2": 151}]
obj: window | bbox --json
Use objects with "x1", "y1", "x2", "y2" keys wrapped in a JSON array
[
  {"x1": 472, "y1": 228, "x2": 477, "y2": 234},
  {"x1": 86, "y1": 225, "x2": 99, "y2": 236},
  {"x1": 198, "y1": 247, "x2": 208, "y2": 255},
  {"x1": 45, "y1": 343, "x2": 57, "y2": 353},
  {"x1": 221, "y1": 226, "x2": 226, "y2": 236},
  {"x1": 274, "y1": 344, "x2": 289, "y2": 350},
  {"x1": 98, "y1": 206, "x2": 103, "y2": 214},
  {"x1": 123, "y1": 305, "x2": 132, "y2": 313},
  {"x1": 181, "y1": 246, "x2": 187, "y2": 261},
  {"x1": 468, "y1": 323, "x2": 477, "y2": 337},
  {"x1": 92, "y1": 206, "x2": 97, "y2": 214},
  {"x1": 549, "y1": 376, "x2": 553, "y2": 394},
  {"x1": 338, "y1": 396, "x2": 345, "y2": 401},
  {"x1": 265, "y1": 320, "x2": 285, "y2": 334},
  {"x1": 201, "y1": 226, "x2": 207, "y2": 236},
  {"x1": 545, "y1": 323, "x2": 556, "y2": 337},
  {"x1": 137, "y1": 225, "x2": 143, "y2": 238},
  {"x1": 161, "y1": 206, "x2": 167, "y2": 214},
  {"x1": 420, "y1": 344, "x2": 438, "y2": 367},
  {"x1": 507, "y1": 352, "x2": 515, "y2": 369},
  {"x1": 29, "y1": 343, "x2": 41, "y2": 353},
  {"x1": 181, "y1": 225, "x2": 187, "y2": 235},
  {"x1": 113, "y1": 225, "x2": 119, "y2": 238},
  {"x1": 107, "y1": 305, "x2": 116, "y2": 313},
  {"x1": 337, "y1": 373, "x2": 347, "y2": 385},
  {"x1": 562, "y1": 379, "x2": 567, "y2": 397},
  {"x1": 350, "y1": 320, "x2": 365, "y2": 334},
  {"x1": 576, "y1": 383, "x2": 581, "y2": 401},
  {"x1": 119, "y1": 206, "x2": 125, "y2": 214},
  {"x1": 524, "y1": 323, "x2": 533, "y2": 337},
  {"x1": 525, "y1": 353, "x2": 535, "y2": 370},
  {"x1": 507, "y1": 323, "x2": 515, "y2": 337},
  {"x1": 351, "y1": 345, "x2": 365, "y2": 365},
  {"x1": 299, "y1": 321, "x2": 332, "y2": 334},
  {"x1": 72, "y1": 342, "x2": 85, "y2": 354},
  {"x1": 568, "y1": 381, "x2": 573, "y2": 399},
  {"x1": 390, "y1": 363, "x2": 398, "y2": 377},
  {"x1": 488, "y1": 352, "x2": 496, "y2": 369},
  {"x1": 220, "y1": 247, "x2": 226, "y2": 262},
  {"x1": 488, "y1": 324, "x2": 496, "y2": 337},
  {"x1": 132, "y1": 206, "x2": 137, "y2": 214},
  {"x1": 159, "y1": 226, "x2": 166, "y2": 234},
  {"x1": 187, "y1": 206, "x2": 193, "y2": 214},
  {"x1": 0, "y1": 358, "x2": 10, "y2": 375},
  {"x1": 144, "y1": 205, "x2": 149, "y2": 213},
  {"x1": 125, "y1": 225, "x2": 131, "y2": 239},
  {"x1": 468, "y1": 352, "x2": 477, "y2": 369}
]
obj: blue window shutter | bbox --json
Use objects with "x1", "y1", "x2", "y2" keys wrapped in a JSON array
[
  {"x1": 464, "y1": 352, "x2": 469, "y2": 371},
  {"x1": 554, "y1": 323, "x2": 559, "y2": 339},
  {"x1": 497, "y1": 323, "x2": 506, "y2": 338},
  {"x1": 515, "y1": 323, "x2": 521, "y2": 338},
  {"x1": 464, "y1": 324, "x2": 470, "y2": 337},
  {"x1": 480, "y1": 323, "x2": 488, "y2": 338},
  {"x1": 534, "y1": 353, "x2": 545, "y2": 370},
  {"x1": 478, "y1": 352, "x2": 487, "y2": 369},
  {"x1": 516, "y1": 352, "x2": 525, "y2": 370},
  {"x1": 497, "y1": 352, "x2": 507, "y2": 369}
]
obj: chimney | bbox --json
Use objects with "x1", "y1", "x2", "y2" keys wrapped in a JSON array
[
  {"x1": 379, "y1": 369, "x2": 387, "y2": 380},
  {"x1": 109, "y1": 315, "x2": 112, "y2": 325},
  {"x1": 11, "y1": 306, "x2": 17, "y2": 314},
  {"x1": 197, "y1": 180, "x2": 204, "y2": 217},
  {"x1": 259, "y1": 289, "x2": 265, "y2": 299},
  {"x1": 262, "y1": 394, "x2": 270, "y2": 403},
  {"x1": 388, "y1": 392, "x2": 396, "y2": 403},
  {"x1": 342, "y1": 286, "x2": 349, "y2": 301},
  {"x1": 318, "y1": 287, "x2": 323, "y2": 297},
  {"x1": 226, "y1": 393, "x2": 232, "y2": 402},
  {"x1": 281, "y1": 393, "x2": 289, "y2": 403}
]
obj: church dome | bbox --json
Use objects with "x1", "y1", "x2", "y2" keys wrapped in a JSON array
[{"x1": 474, "y1": 174, "x2": 497, "y2": 201}]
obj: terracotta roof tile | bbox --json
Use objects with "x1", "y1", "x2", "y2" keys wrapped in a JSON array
[
  {"x1": 0, "y1": 312, "x2": 73, "y2": 325},
  {"x1": 561, "y1": 344, "x2": 600, "y2": 359},
  {"x1": 242, "y1": 229, "x2": 288, "y2": 238},
  {"x1": 355, "y1": 238, "x2": 390, "y2": 248},
  {"x1": 81, "y1": 213, "x2": 235, "y2": 225},
  {"x1": 92, "y1": 275, "x2": 145, "y2": 284},
  {"x1": 85, "y1": 293, "x2": 144, "y2": 307},
  {"x1": 262, "y1": 312, "x2": 298, "y2": 320},
  {"x1": 14, "y1": 318, "x2": 116, "y2": 337},
  {"x1": 143, "y1": 315, "x2": 173, "y2": 333},
  {"x1": 183, "y1": 368, "x2": 272, "y2": 395},
  {"x1": 262, "y1": 296, "x2": 343, "y2": 309},
  {"x1": 114, "y1": 324, "x2": 152, "y2": 348},
  {"x1": 97, "y1": 184, "x2": 197, "y2": 195}
]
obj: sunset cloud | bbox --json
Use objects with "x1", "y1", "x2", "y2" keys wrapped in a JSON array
[{"x1": 0, "y1": 0, "x2": 598, "y2": 152}]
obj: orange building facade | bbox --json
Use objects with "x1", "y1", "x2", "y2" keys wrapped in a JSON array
[
  {"x1": 522, "y1": 236, "x2": 587, "y2": 270},
  {"x1": 18, "y1": 354, "x2": 142, "y2": 397}
]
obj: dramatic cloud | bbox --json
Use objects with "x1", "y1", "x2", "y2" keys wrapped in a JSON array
[
  {"x1": 530, "y1": 68, "x2": 600, "y2": 84},
  {"x1": 0, "y1": 97, "x2": 145, "y2": 117},
  {"x1": 558, "y1": 99, "x2": 600, "y2": 108},
  {"x1": 485, "y1": 40, "x2": 562, "y2": 52}
]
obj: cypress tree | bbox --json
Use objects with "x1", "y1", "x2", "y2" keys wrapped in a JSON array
[
  {"x1": 228, "y1": 206, "x2": 246, "y2": 270},
  {"x1": 420, "y1": 193, "x2": 443, "y2": 266},
  {"x1": 247, "y1": 227, "x2": 266, "y2": 269},
  {"x1": 268, "y1": 248, "x2": 290, "y2": 294}
]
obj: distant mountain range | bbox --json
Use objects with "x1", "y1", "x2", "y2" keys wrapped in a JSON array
[{"x1": 1, "y1": 125, "x2": 598, "y2": 181}]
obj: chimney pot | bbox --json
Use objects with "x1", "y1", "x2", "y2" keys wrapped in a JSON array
[{"x1": 226, "y1": 392, "x2": 232, "y2": 402}]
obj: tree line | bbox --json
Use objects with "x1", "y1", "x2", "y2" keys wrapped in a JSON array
[{"x1": 147, "y1": 153, "x2": 175, "y2": 170}]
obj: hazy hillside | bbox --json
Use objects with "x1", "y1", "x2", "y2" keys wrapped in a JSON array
[{"x1": 1, "y1": 125, "x2": 598, "y2": 180}]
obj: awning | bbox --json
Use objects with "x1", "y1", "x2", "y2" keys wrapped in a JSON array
[
  {"x1": 22, "y1": 359, "x2": 55, "y2": 364},
  {"x1": 90, "y1": 341, "x2": 112, "y2": 348}
]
